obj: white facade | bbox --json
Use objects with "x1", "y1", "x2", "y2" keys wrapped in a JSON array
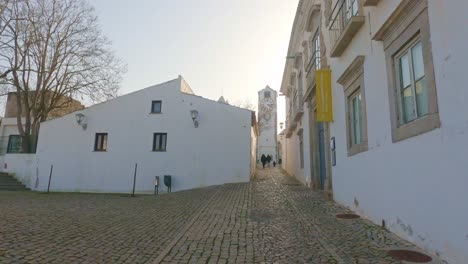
[
  {"x1": 281, "y1": 0, "x2": 468, "y2": 262},
  {"x1": 31, "y1": 76, "x2": 256, "y2": 194},
  {"x1": 257, "y1": 86, "x2": 278, "y2": 161}
]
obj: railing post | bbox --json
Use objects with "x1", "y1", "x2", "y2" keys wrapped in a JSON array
[{"x1": 47, "y1": 165, "x2": 53, "y2": 193}]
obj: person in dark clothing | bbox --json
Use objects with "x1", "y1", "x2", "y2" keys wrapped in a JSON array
[
  {"x1": 273, "y1": 160, "x2": 276, "y2": 167},
  {"x1": 266, "y1": 155, "x2": 272, "y2": 167},
  {"x1": 261, "y1": 154, "x2": 267, "y2": 169}
]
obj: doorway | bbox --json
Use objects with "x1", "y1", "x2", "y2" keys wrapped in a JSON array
[{"x1": 310, "y1": 108, "x2": 327, "y2": 191}]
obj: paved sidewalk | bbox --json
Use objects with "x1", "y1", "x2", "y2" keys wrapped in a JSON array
[{"x1": 0, "y1": 168, "x2": 435, "y2": 263}]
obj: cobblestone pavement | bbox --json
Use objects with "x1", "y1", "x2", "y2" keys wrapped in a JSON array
[{"x1": 0, "y1": 168, "x2": 435, "y2": 264}]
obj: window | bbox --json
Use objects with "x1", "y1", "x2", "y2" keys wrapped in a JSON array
[
  {"x1": 151, "y1": 100, "x2": 162, "y2": 113},
  {"x1": 153, "y1": 133, "x2": 167, "y2": 152},
  {"x1": 264, "y1": 91, "x2": 271, "y2": 98},
  {"x1": 94, "y1": 133, "x2": 108, "y2": 151},
  {"x1": 7, "y1": 135, "x2": 22, "y2": 154},
  {"x1": 395, "y1": 40, "x2": 428, "y2": 124},
  {"x1": 345, "y1": 0, "x2": 359, "y2": 20},
  {"x1": 377, "y1": 0, "x2": 439, "y2": 142},
  {"x1": 309, "y1": 30, "x2": 321, "y2": 70},
  {"x1": 349, "y1": 90, "x2": 364, "y2": 145},
  {"x1": 337, "y1": 56, "x2": 368, "y2": 156}
]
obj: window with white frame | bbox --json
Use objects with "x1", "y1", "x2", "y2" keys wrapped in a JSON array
[
  {"x1": 337, "y1": 56, "x2": 368, "y2": 156},
  {"x1": 349, "y1": 89, "x2": 364, "y2": 146},
  {"x1": 378, "y1": 0, "x2": 439, "y2": 142},
  {"x1": 395, "y1": 39, "x2": 428, "y2": 124}
]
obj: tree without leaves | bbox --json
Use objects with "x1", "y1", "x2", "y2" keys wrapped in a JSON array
[
  {"x1": 232, "y1": 99, "x2": 256, "y2": 112},
  {"x1": 0, "y1": 0, "x2": 12, "y2": 80},
  {"x1": 0, "y1": 0, "x2": 126, "y2": 152}
]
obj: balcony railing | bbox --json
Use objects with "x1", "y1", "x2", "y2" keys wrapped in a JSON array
[
  {"x1": 329, "y1": 0, "x2": 365, "y2": 57},
  {"x1": 292, "y1": 89, "x2": 304, "y2": 122}
]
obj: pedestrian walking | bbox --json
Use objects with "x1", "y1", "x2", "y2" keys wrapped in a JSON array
[
  {"x1": 267, "y1": 155, "x2": 271, "y2": 167},
  {"x1": 273, "y1": 160, "x2": 276, "y2": 167},
  {"x1": 261, "y1": 154, "x2": 267, "y2": 169}
]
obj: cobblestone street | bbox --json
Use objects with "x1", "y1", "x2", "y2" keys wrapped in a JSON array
[{"x1": 0, "y1": 168, "x2": 435, "y2": 264}]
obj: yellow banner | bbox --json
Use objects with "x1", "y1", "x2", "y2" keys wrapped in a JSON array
[{"x1": 316, "y1": 69, "x2": 333, "y2": 122}]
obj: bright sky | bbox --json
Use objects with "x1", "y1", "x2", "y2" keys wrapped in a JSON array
[{"x1": 92, "y1": 0, "x2": 299, "y2": 129}]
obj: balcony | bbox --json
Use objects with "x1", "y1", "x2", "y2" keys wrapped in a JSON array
[
  {"x1": 329, "y1": 0, "x2": 365, "y2": 57},
  {"x1": 285, "y1": 119, "x2": 296, "y2": 138},
  {"x1": 292, "y1": 90, "x2": 304, "y2": 122},
  {"x1": 305, "y1": 47, "x2": 321, "y2": 90},
  {"x1": 363, "y1": 0, "x2": 380, "y2": 6}
]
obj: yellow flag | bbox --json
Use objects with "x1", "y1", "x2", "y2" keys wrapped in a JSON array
[{"x1": 316, "y1": 69, "x2": 333, "y2": 122}]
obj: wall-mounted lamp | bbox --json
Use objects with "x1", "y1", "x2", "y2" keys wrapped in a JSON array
[
  {"x1": 280, "y1": 122, "x2": 284, "y2": 129},
  {"x1": 75, "y1": 113, "x2": 87, "y2": 130},
  {"x1": 190, "y1": 110, "x2": 199, "y2": 128}
]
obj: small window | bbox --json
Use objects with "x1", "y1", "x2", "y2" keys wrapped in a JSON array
[
  {"x1": 94, "y1": 133, "x2": 108, "y2": 151},
  {"x1": 151, "y1": 100, "x2": 162, "y2": 113},
  {"x1": 153, "y1": 133, "x2": 167, "y2": 152},
  {"x1": 264, "y1": 91, "x2": 271, "y2": 98}
]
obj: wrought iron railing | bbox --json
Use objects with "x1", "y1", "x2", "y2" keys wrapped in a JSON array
[
  {"x1": 329, "y1": 0, "x2": 359, "y2": 47},
  {"x1": 306, "y1": 30, "x2": 322, "y2": 76}
]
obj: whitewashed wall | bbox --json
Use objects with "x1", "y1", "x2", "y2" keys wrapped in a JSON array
[
  {"x1": 3, "y1": 154, "x2": 37, "y2": 188},
  {"x1": 327, "y1": 1, "x2": 468, "y2": 262},
  {"x1": 34, "y1": 77, "x2": 254, "y2": 194}
]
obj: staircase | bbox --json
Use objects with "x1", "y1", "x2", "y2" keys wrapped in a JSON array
[{"x1": 0, "y1": 172, "x2": 30, "y2": 191}]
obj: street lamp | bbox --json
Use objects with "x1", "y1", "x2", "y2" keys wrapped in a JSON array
[
  {"x1": 190, "y1": 110, "x2": 199, "y2": 128},
  {"x1": 75, "y1": 113, "x2": 87, "y2": 130}
]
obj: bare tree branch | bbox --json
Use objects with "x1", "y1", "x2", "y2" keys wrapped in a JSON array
[{"x1": 0, "y1": 0, "x2": 126, "y2": 152}]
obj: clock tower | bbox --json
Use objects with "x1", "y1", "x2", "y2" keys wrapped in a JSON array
[{"x1": 257, "y1": 86, "x2": 278, "y2": 162}]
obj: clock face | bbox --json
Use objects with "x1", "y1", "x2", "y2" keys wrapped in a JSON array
[{"x1": 263, "y1": 98, "x2": 274, "y2": 110}]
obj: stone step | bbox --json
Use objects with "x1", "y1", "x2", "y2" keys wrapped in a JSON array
[
  {"x1": 0, "y1": 172, "x2": 29, "y2": 191},
  {"x1": 0, "y1": 187, "x2": 30, "y2": 191},
  {"x1": 0, "y1": 178, "x2": 23, "y2": 183},
  {"x1": 0, "y1": 183, "x2": 27, "y2": 188}
]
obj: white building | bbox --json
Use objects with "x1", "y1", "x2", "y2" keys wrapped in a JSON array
[
  {"x1": 14, "y1": 76, "x2": 257, "y2": 194},
  {"x1": 257, "y1": 86, "x2": 278, "y2": 162},
  {"x1": 281, "y1": 0, "x2": 468, "y2": 262},
  {"x1": 0, "y1": 92, "x2": 83, "y2": 158}
]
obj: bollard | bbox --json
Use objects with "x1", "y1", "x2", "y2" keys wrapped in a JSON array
[{"x1": 154, "y1": 176, "x2": 160, "y2": 195}]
